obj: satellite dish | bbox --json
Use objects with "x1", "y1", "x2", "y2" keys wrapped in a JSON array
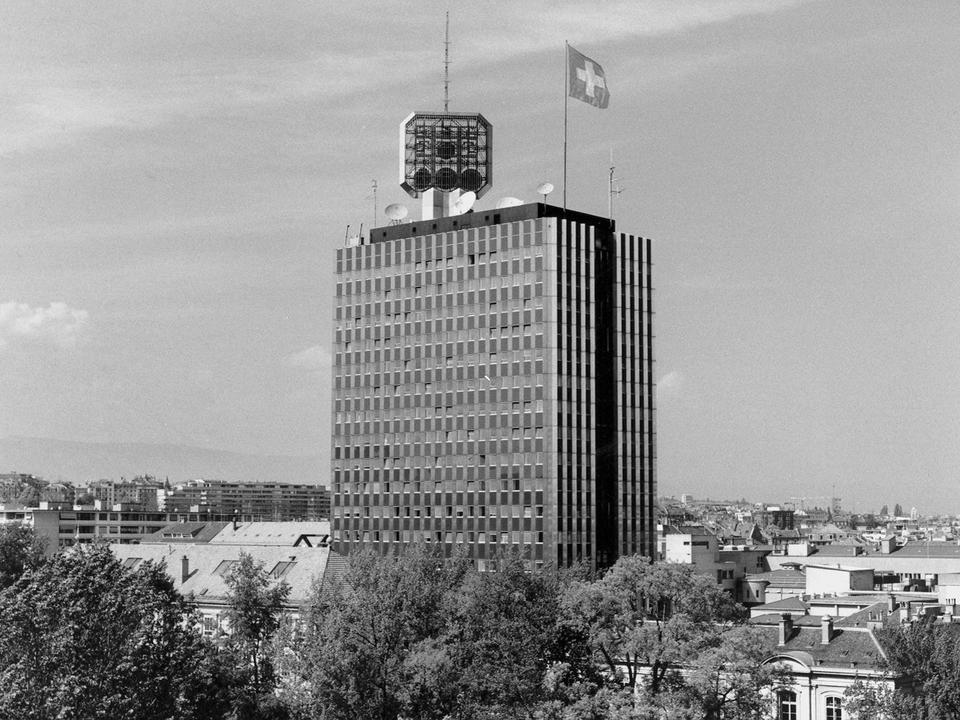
[
  {"x1": 385, "y1": 203, "x2": 408, "y2": 222},
  {"x1": 452, "y1": 191, "x2": 476, "y2": 215},
  {"x1": 496, "y1": 196, "x2": 524, "y2": 209},
  {"x1": 536, "y1": 182, "x2": 554, "y2": 202}
]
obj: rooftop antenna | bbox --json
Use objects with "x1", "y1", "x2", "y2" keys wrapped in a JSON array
[
  {"x1": 608, "y1": 148, "x2": 623, "y2": 220},
  {"x1": 345, "y1": 224, "x2": 362, "y2": 247},
  {"x1": 370, "y1": 179, "x2": 378, "y2": 227},
  {"x1": 443, "y1": 11, "x2": 451, "y2": 112}
]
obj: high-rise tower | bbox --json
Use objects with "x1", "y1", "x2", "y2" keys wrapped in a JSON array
[{"x1": 330, "y1": 106, "x2": 655, "y2": 570}]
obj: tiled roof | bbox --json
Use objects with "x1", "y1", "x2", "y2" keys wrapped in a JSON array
[
  {"x1": 836, "y1": 602, "x2": 889, "y2": 628},
  {"x1": 813, "y1": 542, "x2": 960, "y2": 559},
  {"x1": 208, "y1": 520, "x2": 330, "y2": 546},
  {"x1": 141, "y1": 521, "x2": 228, "y2": 543},
  {"x1": 811, "y1": 545, "x2": 862, "y2": 556},
  {"x1": 110, "y1": 542, "x2": 341, "y2": 607},
  {"x1": 833, "y1": 536, "x2": 866, "y2": 546},
  {"x1": 750, "y1": 620, "x2": 887, "y2": 668},
  {"x1": 746, "y1": 568, "x2": 806, "y2": 588},
  {"x1": 752, "y1": 597, "x2": 810, "y2": 613}
]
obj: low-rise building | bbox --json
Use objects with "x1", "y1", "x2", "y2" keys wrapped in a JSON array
[
  {"x1": 109, "y1": 520, "x2": 346, "y2": 635},
  {"x1": 662, "y1": 525, "x2": 771, "y2": 601},
  {"x1": 81, "y1": 477, "x2": 164, "y2": 510},
  {"x1": 804, "y1": 564, "x2": 874, "y2": 595},
  {"x1": 162, "y1": 479, "x2": 329, "y2": 520},
  {"x1": 1, "y1": 502, "x2": 268, "y2": 553},
  {"x1": 768, "y1": 541, "x2": 960, "y2": 593},
  {"x1": 751, "y1": 611, "x2": 893, "y2": 720},
  {"x1": 743, "y1": 565, "x2": 807, "y2": 605}
]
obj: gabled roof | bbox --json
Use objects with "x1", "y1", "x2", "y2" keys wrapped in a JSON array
[
  {"x1": 836, "y1": 602, "x2": 889, "y2": 628},
  {"x1": 746, "y1": 567, "x2": 806, "y2": 588},
  {"x1": 752, "y1": 597, "x2": 810, "y2": 613},
  {"x1": 833, "y1": 536, "x2": 866, "y2": 546},
  {"x1": 110, "y1": 542, "x2": 343, "y2": 607},
  {"x1": 811, "y1": 541, "x2": 960, "y2": 559},
  {"x1": 812, "y1": 544, "x2": 862, "y2": 557},
  {"x1": 141, "y1": 521, "x2": 228, "y2": 543},
  {"x1": 752, "y1": 622, "x2": 887, "y2": 669},
  {"x1": 209, "y1": 521, "x2": 331, "y2": 546}
]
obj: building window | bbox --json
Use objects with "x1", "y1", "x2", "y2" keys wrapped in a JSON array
[
  {"x1": 825, "y1": 696, "x2": 842, "y2": 720},
  {"x1": 202, "y1": 615, "x2": 219, "y2": 635},
  {"x1": 777, "y1": 690, "x2": 797, "y2": 720}
]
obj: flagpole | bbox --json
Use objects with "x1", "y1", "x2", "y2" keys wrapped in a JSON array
[{"x1": 563, "y1": 40, "x2": 568, "y2": 212}]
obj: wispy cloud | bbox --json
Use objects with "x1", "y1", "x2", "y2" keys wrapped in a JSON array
[
  {"x1": 0, "y1": 0, "x2": 815, "y2": 156},
  {"x1": 657, "y1": 370, "x2": 685, "y2": 399},
  {"x1": 283, "y1": 344, "x2": 330, "y2": 371},
  {"x1": 0, "y1": 302, "x2": 89, "y2": 350},
  {"x1": 480, "y1": 0, "x2": 813, "y2": 51}
]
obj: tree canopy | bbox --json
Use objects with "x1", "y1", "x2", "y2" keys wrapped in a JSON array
[
  {"x1": 0, "y1": 524, "x2": 45, "y2": 591},
  {"x1": 846, "y1": 619, "x2": 960, "y2": 720},
  {"x1": 222, "y1": 551, "x2": 292, "y2": 719},
  {"x1": 562, "y1": 555, "x2": 743, "y2": 693},
  {"x1": 0, "y1": 544, "x2": 230, "y2": 720},
  {"x1": 0, "y1": 542, "x2": 813, "y2": 720},
  {"x1": 275, "y1": 551, "x2": 782, "y2": 720}
]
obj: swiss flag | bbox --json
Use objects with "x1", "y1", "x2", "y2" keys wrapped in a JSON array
[{"x1": 568, "y1": 45, "x2": 610, "y2": 109}]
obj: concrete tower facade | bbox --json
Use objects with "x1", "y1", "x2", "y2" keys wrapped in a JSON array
[{"x1": 330, "y1": 203, "x2": 655, "y2": 569}]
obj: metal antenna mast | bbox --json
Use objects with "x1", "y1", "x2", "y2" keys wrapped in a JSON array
[
  {"x1": 443, "y1": 11, "x2": 450, "y2": 111},
  {"x1": 371, "y1": 179, "x2": 378, "y2": 226},
  {"x1": 608, "y1": 148, "x2": 623, "y2": 220}
]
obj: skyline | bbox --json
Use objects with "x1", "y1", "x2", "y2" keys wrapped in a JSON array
[{"x1": 3, "y1": 2, "x2": 960, "y2": 512}]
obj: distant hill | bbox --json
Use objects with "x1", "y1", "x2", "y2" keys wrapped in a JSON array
[{"x1": 0, "y1": 436, "x2": 325, "y2": 486}]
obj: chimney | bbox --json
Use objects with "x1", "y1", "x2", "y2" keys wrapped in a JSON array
[
  {"x1": 181, "y1": 555, "x2": 189, "y2": 583},
  {"x1": 887, "y1": 594, "x2": 897, "y2": 613},
  {"x1": 778, "y1": 613, "x2": 793, "y2": 646},
  {"x1": 821, "y1": 615, "x2": 834, "y2": 644},
  {"x1": 233, "y1": 509, "x2": 239, "y2": 531}
]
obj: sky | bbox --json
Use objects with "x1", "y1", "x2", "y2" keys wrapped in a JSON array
[{"x1": 2, "y1": 1, "x2": 959, "y2": 513}]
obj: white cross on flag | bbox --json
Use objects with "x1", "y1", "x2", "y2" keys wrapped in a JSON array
[{"x1": 568, "y1": 45, "x2": 610, "y2": 109}]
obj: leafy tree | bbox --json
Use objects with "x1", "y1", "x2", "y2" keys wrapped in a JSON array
[
  {"x1": 15, "y1": 485, "x2": 40, "y2": 507},
  {"x1": 537, "y1": 683, "x2": 643, "y2": 720},
  {"x1": 562, "y1": 557, "x2": 742, "y2": 694},
  {"x1": 222, "y1": 552, "x2": 292, "y2": 718},
  {"x1": 0, "y1": 524, "x2": 45, "y2": 590},
  {"x1": 652, "y1": 624, "x2": 786, "y2": 720},
  {"x1": 0, "y1": 544, "x2": 230, "y2": 720},
  {"x1": 432, "y1": 554, "x2": 594, "y2": 719},
  {"x1": 894, "y1": 503, "x2": 904, "y2": 517},
  {"x1": 846, "y1": 619, "x2": 960, "y2": 719},
  {"x1": 285, "y1": 546, "x2": 470, "y2": 720},
  {"x1": 880, "y1": 504, "x2": 889, "y2": 517}
]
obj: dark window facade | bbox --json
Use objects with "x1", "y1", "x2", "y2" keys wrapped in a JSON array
[{"x1": 330, "y1": 204, "x2": 655, "y2": 570}]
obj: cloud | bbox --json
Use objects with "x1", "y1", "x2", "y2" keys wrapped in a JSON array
[
  {"x1": 0, "y1": 302, "x2": 90, "y2": 350},
  {"x1": 0, "y1": 0, "x2": 817, "y2": 155},
  {"x1": 480, "y1": 0, "x2": 812, "y2": 51},
  {"x1": 283, "y1": 344, "x2": 330, "y2": 371},
  {"x1": 657, "y1": 370, "x2": 685, "y2": 398}
]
